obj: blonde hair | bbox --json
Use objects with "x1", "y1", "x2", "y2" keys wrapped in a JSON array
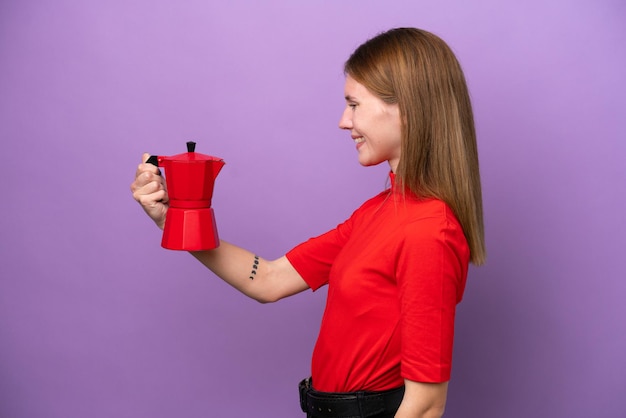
[{"x1": 345, "y1": 28, "x2": 486, "y2": 265}]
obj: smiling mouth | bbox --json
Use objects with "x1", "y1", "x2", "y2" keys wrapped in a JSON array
[{"x1": 353, "y1": 137, "x2": 365, "y2": 144}]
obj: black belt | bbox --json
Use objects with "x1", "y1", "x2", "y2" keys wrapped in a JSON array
[{"x1": 299, "y1": 378, "x2": 405, "y2": 418}]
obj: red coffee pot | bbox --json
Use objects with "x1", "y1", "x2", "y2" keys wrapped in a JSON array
[{"x1": 146, "y1": 141, "x2": 225, "y2": 251}]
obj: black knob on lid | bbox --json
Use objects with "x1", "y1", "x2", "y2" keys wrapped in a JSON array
[{"x1": 186, "y1": 141, "x2": 196, "y2": 152}]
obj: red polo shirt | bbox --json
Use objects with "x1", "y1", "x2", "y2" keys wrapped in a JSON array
[{"x1": 286, "y1": 179, "x2": 469, "y2": 392}]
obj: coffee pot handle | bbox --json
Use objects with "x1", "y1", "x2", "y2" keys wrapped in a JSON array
[
  {"x1": 145, "y1": 155, "x2": 162, "y2": 177},
  {"x1": 145, "y1": 155, "x2": 159, "y2": 167}
]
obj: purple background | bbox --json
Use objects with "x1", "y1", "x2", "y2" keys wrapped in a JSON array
[{"x1": 1, "y1": 0, "x2": 624, "y2": 417}]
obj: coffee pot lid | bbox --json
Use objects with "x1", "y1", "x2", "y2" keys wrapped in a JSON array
[{"x1": 162, "y1": 141, "x2": 223, "y2": 163}]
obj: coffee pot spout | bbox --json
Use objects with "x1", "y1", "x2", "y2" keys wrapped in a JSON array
[{"x1": 210, "y1": 159, "x2": 225, "y2": 180}]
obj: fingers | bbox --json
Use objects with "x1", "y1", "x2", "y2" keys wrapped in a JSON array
[
  {"x1": 131, "y1": 170, "x2": 157, "y2": 193},
  {"x1": 131, "y1": 173, "x2": 167, "y2": 201},
  {"x1": 130, "y1": 153, "x2": 168, "y2": 229},
  {"x1": 131, "y1": 153, "x2": 167, "y2": 199},
  {"x1": 135, "y1": 153, "x2": 160, "y2": 178},
  {"x1": 136, "y1": 188, "x2": 167, "y2": 207}
]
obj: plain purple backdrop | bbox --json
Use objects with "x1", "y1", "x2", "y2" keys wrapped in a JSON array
[{"x1": 1, "y1": 1, "x2": 624, "y2": 417}]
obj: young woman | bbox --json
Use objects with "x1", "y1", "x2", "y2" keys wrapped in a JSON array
[{"x1": 131, "y1": 27, "x2": 485, "y2": 418}]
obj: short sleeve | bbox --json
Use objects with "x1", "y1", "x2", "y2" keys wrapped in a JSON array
[
  {"x1": 396, "y1": 215, "x2": 469, "y2": 382},
  {"x1": 286, "y1": 216, "x2": 353, "y2": 291}
]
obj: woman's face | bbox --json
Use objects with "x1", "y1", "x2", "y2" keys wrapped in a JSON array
[{"x1": 339, "y1": 75, "x2": 402, "y2": 172}]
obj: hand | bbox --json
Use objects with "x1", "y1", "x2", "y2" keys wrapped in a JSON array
[{"x1": 130, "y1": 153, "x2": 169, "y2": 229}]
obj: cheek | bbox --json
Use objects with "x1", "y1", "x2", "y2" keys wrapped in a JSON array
[
  {"x1": 352, "y1": 111, "x2": 373, "y2": 132},
  {"x1": 387, "y1": 116, "x2": 403, "y2": 144}
]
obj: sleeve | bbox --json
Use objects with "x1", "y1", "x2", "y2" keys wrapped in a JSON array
[
  {"x1": 396, "y1": 215, "x2": 470, "y2": 383},
  {"x1": 285, "y1": 215, "x2": 354, "y2": 291}
]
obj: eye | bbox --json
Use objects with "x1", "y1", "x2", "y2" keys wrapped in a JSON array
[{"x1": 348, "y1": 103, "x2": 357, "y2": 110}]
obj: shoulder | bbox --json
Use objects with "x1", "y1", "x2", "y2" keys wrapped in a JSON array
[
  {"x1": 402, "y1": 198, "x2": 459, "y2": 225},
  {"x1": 400, "y1": 199, "x2": 467, "y2": 246},
  {"x1": 395, "y1": 199, "x2": 470, "y2": 293},
  {"x1": 348, "y1": 189, "x2": 392, "y2": 216}
]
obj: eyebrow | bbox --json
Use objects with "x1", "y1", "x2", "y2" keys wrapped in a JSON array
[{"x1": 345, "y1": 95, "x2": 358, "y2": 102}]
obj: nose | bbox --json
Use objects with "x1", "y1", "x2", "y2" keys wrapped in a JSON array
[{"x1": 338, "y1": 107, "x2": 352, "y2": 130}]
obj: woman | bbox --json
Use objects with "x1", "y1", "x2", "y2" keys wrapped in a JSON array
[{"x1": 131, "y1": 27, "x2": 485, "y2": 418}]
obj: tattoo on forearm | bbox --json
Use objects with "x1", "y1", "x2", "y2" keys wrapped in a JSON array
[{"x1": 249, "y1": 255, "x2": 260, "y2": 280}]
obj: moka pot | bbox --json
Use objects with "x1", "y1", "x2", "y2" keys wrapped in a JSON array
[{"x1": 146, "y1": 141, "x2": 225, "y2": 251}]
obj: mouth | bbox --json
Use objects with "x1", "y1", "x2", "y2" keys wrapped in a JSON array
[{"x1": 353, "y1": 136, "x2": 365, "y2": 144}]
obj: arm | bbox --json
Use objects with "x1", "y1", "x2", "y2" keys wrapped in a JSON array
[
  {"x1": 394, "y1": 217, "x2": 467, "y2": 417},
  {"x1": 190, "y1": 243, "x2": 309, "y2": 303},
  {"x1": 131, "y1": 153, "x2": 309, "y2": 303},
  {"x1": 394, "y1": 380, "x2": 448, "y2": 418}
]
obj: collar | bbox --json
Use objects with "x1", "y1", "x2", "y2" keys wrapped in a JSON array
[{"x1": 389, "y1": 171, "x2": 397, "y2": 192}]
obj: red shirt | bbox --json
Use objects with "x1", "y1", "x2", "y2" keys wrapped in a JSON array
[{"x1": 286, "y1": 178, "x2": 469, "y2": 392}]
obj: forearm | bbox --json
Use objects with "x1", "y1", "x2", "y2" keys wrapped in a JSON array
[
  {"x1": 394, "y1": 380, "x2": 448, "y2": 418},
  {"x1": 131, "y1": 156, "x2": 307, "y2": 302},
  {"x1": 190, "y1": 240, "x2": 308, "y2": 303},
  {"x1": 190, "y1": 240, "x2": 263, "y2": 300}
]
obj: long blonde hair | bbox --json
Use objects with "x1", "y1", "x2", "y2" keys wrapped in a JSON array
[{"x1": 345, "y1": 28, "x2": 486, "y2": 265}]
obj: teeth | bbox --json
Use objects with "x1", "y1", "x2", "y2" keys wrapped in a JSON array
[{"x1": 354, "y1": 137, "x2": 365, "y2": 144}]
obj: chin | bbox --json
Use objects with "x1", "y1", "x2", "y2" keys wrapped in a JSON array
[{"x1": 358, "y1": 159, "x2": 384, "y2": 168}]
